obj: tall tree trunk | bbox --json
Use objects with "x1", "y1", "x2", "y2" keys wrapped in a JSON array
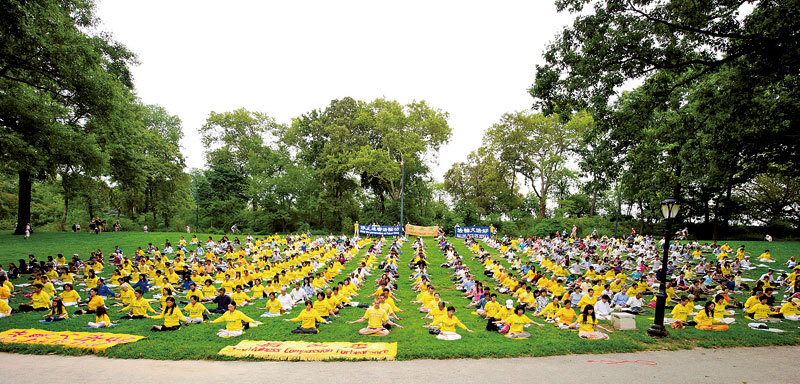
[
  {"x1": 13, "y1": 170, "x2": 32, "y2": 235},
  {"x1": 590, "y1": 189, "x2": 597, "y2": 217},
  {"x1": 538, "y1": 196, "x2": 547, "y2": 218},
  {"x1": 87, "y1": 194, "x2": 94, "y2": 221},
  {"x1": 61, "y1": 194, "x2": 69, "y2": 232}
]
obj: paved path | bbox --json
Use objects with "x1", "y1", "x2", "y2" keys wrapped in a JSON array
[{"x1": 1, "y1": 346, "x2": 797, "y2": 383}]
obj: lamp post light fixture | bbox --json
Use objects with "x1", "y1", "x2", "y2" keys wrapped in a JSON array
[{"x1": 647, "y1": 198, "x2": 680, "y2": 338}]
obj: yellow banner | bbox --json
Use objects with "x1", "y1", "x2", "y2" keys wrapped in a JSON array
[
  {"x1": 0, "y1": 328, "x2": 144, "y2": 352},
  {"x1": 218, "y1": 340, "x2": 397, "y2": 361},
  {"x1": 405, "y1": 224, "x2": 439, "y2": 237}
]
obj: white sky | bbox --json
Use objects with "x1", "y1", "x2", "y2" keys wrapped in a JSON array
[{"x1": 95, "y1": 0, "x2": 574, "y2": 181}]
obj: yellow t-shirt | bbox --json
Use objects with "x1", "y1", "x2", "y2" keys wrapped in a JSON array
[
  {"x1": 506, "y1": 313, "x2": 533, "y2": 334},
  {"x1": 430, "y1": 315, "x2": 467, "y2": 333},
  {"x1": 185, "y1": 302, "x2": 207, "y2": 319},
  {"x1": 211, "y1": 310, "x2": 255, "y2": 331},
  {"x1": 780, "y1": 302, "x2": 799, "y2": 317},
  {"x1": 484, "y1": 301, "x2": 502, "y2": 318},
  {"x1": 32, "y1": 291, "x2": 51, "y2": 309},
  {"x1": 122, "y1": 297, "x2": 155, "y2": 316},
  {"x1": 578, "y1": 316, "x2": 597, "y2": 333},
  {"x1": 670, "y1": 303, "x2": 691, "y2": 321},
  {"x1": 555, "y1": 307, "x2": 576, "y2": 325},
  {"x1": 152, "y1": 307, "x2": 186, "y2": 327},
  {"x1": 363, "y1": 306, "x2": 389, "y2": 328},
  {"x1": 265, "y1": 298, "x2": 282, "y2": 314},
  {"x1": 59, "y1": 290, "x2": 81, "y2": 303},
  {"x1": 289, "y1": 309, "x2": 326, "y2": 329}
]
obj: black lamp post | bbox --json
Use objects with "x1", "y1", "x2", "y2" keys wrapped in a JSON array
[{"x1": 647, "y1": 197, "x2": 680, "y2": 338}]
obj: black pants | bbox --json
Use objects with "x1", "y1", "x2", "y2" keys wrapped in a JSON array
[
  {"x1": 18, "y1": 305, "x2": 47, "y2": 313},
  {"x1": 291, "y1": 327, "x2": 318, "y2": 334},
  {"x1": 209, "y1": 308, "x2": 227, "y2": 314},
  {"x1": 151, "y1": 325, "x2": 181, "y2": 331},
  {"x1": 121, "y1": 314, "x2": 146, "y2": 319},
  {"x1": 74, "y1": 309, "x2": 96, "y2": 315}
]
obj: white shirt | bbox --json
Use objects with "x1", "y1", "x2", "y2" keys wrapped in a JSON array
[
  {"x1": 595, "y1": 300, "x2": 612, "y2": 316},
  {"x1": 626, "y1": 296, "x2": 644, "y2": 308},
  {"x1": 277, "y1": 293, "x2": 293, "y2": 310},
  {"x1": 290, "y1": 288, "x2": 306, "y2": 302}
]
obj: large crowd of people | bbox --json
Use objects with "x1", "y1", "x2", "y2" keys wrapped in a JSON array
[{"x1": 0, "y1": 228, "x2": 798, "y2": 347}]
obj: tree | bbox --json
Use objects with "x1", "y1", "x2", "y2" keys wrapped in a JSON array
[
  {"x1": 530, "y1": 0, "x2": 800, "y2": 237},
  {"x1": 0, "y1": 0, "x2": 137, "y2": 235},
  {"x1": 443, "y1": 146, "x2": 520, "y2": 218},
  {"x1": 484, "y1": 111, "x2": 591, "y2": 218},
  {"x1": 199, "y1": 108, "x2": 284, "y2": 229},
  {"x1": 284, "y1": 97, "x2": 451, "y2": 229}
]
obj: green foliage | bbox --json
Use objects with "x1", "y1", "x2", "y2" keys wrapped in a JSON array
[
  {"x1": 444, "y1": 146, "x2": 521, "y2": 219},
  {"x1": 484, "y1": 111, "x2": 592, "y2": 218},
  {"x1": 531, "y1": 0, "x2": 800, "y2": 237}
]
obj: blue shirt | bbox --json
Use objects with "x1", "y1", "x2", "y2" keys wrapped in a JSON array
[
  {"x1": 97, "y1": 285, "x2": 114, "y2": 297},
  {"x1": 612, "y1": 292, "x2": 629, "y2": 306}
]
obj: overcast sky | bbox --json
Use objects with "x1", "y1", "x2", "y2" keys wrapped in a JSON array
[{"x1": 95, "y1": 0, "x2": 574, "y2": 181}]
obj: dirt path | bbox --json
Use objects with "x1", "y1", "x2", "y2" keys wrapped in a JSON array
[{"x1": 1, "y1": 345, "x2": 796, "y2": 383}]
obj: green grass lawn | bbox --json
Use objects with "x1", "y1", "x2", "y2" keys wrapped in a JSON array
[{"x1": 0, "y1": 231, "x2": 798, "y2": 360}]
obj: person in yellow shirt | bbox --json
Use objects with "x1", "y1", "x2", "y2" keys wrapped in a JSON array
[
  {"x1": 780, "y1": 298, "x2": 800, "y2": 320},
  {"x1": 184, "y1": 283, "x2": 203, "y2": 302},
  {"x1": 313, "y1": 292, "x2": 337, "y2": 320},
  {"x1": 259, "y1": 292, "x2": 284, "y2": 317},
  {"x1": 478, "y1": 293, "x2": 501, "y2": 319},
  {"x1": 285, "y1": 300, "x2": 328, "y2": 334},
  {"x1": 536, "y1": 296, "x2": 562, "y2": 321},
  {"x1": 758, "y1": 250, "x2": 773, "y2": 262},
  {"x1": 184, "y1": 295, "x2": 209, "y2": 323},
  {"x1": 0, "y1": 298, "x2": 11, "y2": 318},
  {"x1": 116, "y1": 284, "x2": 135, "y2": 306},
  {"x1": 43, "y1": 298, "x2": 69, "y2": 322},
  {"x1": 75, "y1": 287, "x2": 105, "y2": 315},
  {"x1": 746, "y1": 296, "x2": 779, "y2": 322},
  {"x1": 577, "y1": 288, "x2": 597, "y2": 310},
  {"x1": 572, "y1": 304, "x2": 610, "y2": 339},
  {"x1": 230, "y1": 285, "x2": 252, "y2": 306},
  {"x1": 201, "y1": 279, "x2": 217, "y2": 301},
  {"x1": 84, "y1": 269, "x2": 99, "y2": 289},
  {"x1": 504, "y1": 306, "x2": 543, "y2": 338},
  {"x1": 694, "y1": 301, "x2": 728, "y2": 330},
  {"x1": 118, "y1": 289, "x2": 155, "y2": 319},
  {"x1": 347, "y1": 300, "x2": 403, "y2": 336},
  {"x1": 429, "y1": 306, "x2": 473, "y2": 340},
  {"x1": 88, "y1": 306, "x2": 112, "y2": 328},
  {"x1": 18, "y1": 284, "x2": 50, "y2": 312},
  {"x1": 40, "y1": 276, "x2": 56, "y2": 297},
  {"x1": 149, "y1": 297, "x2": 186, "y2": 331},
  {"x1": 555, "y1": 300, "x2": 577, "y2": 329},
  {"x1": 209, "y1": 302, "x2": 257, "y2": 337},
  {"x1": 59, "y1": 283, "x2": 81, "y2": 306},
  {"x1": 669, "y1": 296, "x2": 693, "y2": 329},
  {"x1": 423, "y1": 300, "x2": 448, "y2": 326}
]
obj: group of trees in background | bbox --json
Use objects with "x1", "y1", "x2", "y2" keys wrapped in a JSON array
[{"x1": 1, "y1": 0, "x2": 798, "y2": 239}]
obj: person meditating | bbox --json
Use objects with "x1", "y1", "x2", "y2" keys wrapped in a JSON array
[
  {"x1": 285, "y1": 300, "x2": 329, "y2": 334},
  {"x1": 347, "y1": 300, "x2": 403, "y2": 336}
]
